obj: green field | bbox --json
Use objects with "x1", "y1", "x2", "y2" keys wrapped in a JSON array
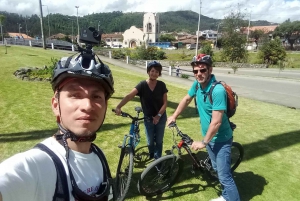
[
  {"x1": 164, "y1": 49, "x2": 300, "y2": 68},
  {"x1": 0, "y1": 46, "x2": 300, "y2": 201}
]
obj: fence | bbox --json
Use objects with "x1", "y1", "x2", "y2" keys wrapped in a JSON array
[{"x1": 4, "y1": 38, "x2": 76, "y2": 51}]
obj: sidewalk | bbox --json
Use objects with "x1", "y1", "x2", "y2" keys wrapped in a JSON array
[{"x1": 100, "y1": 56, "x2": 195, "y2": 89}]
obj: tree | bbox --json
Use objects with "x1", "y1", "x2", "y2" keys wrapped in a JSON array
[
  {"x1": 249, "y1": 29, "x2": 264, "y2": 49},
  {"x1": 159, "y1": 34, "x2": 176, "y2": 42},
  {"x1": 273, "y1": 19, "x2": 300, "y2": 50},
  {"x1": 220, "y1": 9, "x2": 248, "y2": 63},
  {"x1": 200, "y1": 40, "x2": 214, "y2": 57},
  {"x1": 258, "y1": 37, "x2": 286, "y2": 65}
]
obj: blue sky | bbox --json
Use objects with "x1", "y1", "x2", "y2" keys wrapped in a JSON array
[{"x1": 0, "y1": 0, "x2": 300, "y2": 23}]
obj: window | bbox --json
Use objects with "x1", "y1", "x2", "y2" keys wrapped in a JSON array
[
  {"x1": 113, "y1": 39, "x2": 116, "y2": 42},
  {"x1": 106, "y1": 39, "x2": 111, "y2": 42},
  {"x1": 125, "y1": 42, "x2": 127, "y2": 45},
  {"x1": 147, "y1": 23, "x2": 152, "y2": 33}
]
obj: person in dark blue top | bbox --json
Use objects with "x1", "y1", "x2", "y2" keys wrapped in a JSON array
[
  {"x1": 114, "y1": 61, "x2": 168, "y2": 160},
  {"x1": 167, "y1": 54, "x2": 240, "y2": 201}
]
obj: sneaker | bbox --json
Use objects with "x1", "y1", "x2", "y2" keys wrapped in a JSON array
[{"x1": 210, "y1": 196, "x2": 226, "y2": 201}]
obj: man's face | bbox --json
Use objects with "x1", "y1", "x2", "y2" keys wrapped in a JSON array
[
  {"x1": 193, "y1": 63, "x2": 212, "y2": 84},
  {"x1": 52, "y1": 78, "x2": 107, "y2": 136}
]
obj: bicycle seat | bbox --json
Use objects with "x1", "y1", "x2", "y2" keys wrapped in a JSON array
[{"x1": 135, "y1": 106, "x2": 143, "y2": 113}]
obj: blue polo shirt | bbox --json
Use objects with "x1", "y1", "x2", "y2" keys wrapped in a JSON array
[{"x1": 188, "y1": 74, "x2": 232, "y2": 142}]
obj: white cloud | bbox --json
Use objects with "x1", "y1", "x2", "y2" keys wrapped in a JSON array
[{"x1": 0, "y1": 0, "x2": 300, "y2": 23}]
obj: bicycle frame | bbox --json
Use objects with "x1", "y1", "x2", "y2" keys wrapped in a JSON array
[
  {"x1": 169, "y1": 123, "x2": 213, "y2": 173},
  {"x1": 114, "y1": 107, "x2": 144, "y2": 151}
]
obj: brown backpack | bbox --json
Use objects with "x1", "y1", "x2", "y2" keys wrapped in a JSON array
[{"x1": 195, "y1": 81, "x2": 238, "y2": 118}]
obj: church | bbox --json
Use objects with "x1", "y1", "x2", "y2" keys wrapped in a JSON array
[{"x1": 122, "y1": 12, "x2": 160, "y2": 48}]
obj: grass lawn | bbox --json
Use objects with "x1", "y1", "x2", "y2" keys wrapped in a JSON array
[
  {"x1": 0, "y1": 46, "x2": 300, "y2": 201},
  {"x1": 164, "y1": 49, "x2": 300, "y2": 68}
]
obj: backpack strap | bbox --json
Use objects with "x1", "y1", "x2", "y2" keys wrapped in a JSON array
[
  {"x1": 207, "y1": 81, "x2": 221, "y2": 104},
  {"x1": 34, "y1": 143, "x2": 69, "y2": 201},
  {"x1": 91, "y1": 144, "x2": 115, "y2": 201}
]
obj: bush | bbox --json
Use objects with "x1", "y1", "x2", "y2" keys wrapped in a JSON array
[
  {"x1": 27, "y1": 57, "x2": 59, "y2": 79},
  {"x1": 258, "y1": 37, "x2": 287, "y2": 65},
  {"x1": 112, "y1": 49, "x2": 126, "y2": 59},
  {"x1": 130, "y1": 45, "x2": 166, "y2": 60}
]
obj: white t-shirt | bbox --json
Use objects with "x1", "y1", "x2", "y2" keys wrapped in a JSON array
[{"x1": 0, "y1": 137, "x2": 104, "y2": 201}]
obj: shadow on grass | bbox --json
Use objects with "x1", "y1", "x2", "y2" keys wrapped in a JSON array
[
  {"x1": 123, "y1": 152, "x2": 267, "y2": 201},
  {"x1": 242, "y1": 129, "x2": 300, "y2": 162},
  {"x1": 0, "y1": 129, "x2": 57, "y2": 143},
  {"x1": 123, "y1": 130, "x2": 300, "y2": 200}
]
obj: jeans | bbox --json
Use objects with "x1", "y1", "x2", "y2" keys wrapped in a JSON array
[
  {"x1": 206, "y1": 137, "x2": 240, "y2": 201},
  {"x1": 144, "y1": 113, "x2": 166, "y2": 159}
]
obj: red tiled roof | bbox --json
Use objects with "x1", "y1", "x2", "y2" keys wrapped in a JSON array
[
  {"x1": 7, "y1": 32, "x2": 33, "y2": 39},
  {"x1": 102, "y1": 33, "x2": 123, "y2": 38},
  {"x1": 243, "y1": 25, "x2": 278, "y2": 34}
]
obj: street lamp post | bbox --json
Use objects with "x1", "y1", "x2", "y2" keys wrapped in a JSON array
[
  {"x1": 68, "y1": 18, "x2": 74, "y2": 43},
  {"x1": 38, "y1": 0, "x2": 46, "y2": 49},
  {"x1": 195, "y1": 0, "x2": 202, "y2": 56},
  {"x1": 25, "y1": 17, "x2": 28, "y2": 38},
  {"x1": 42, "y1": 5, "x2": 50, "y2": 38},
  {"x1": 17, "y1": 23, "x2": 22, "y2": 35},
  {"x1": 246, "y1": 10, "x2": 252, "y2": 43},
  {"x1": 75, "y1": 6, "x2": 80, "y2": 44},
  {"x1": 215, "y1": 23, "x2": 221, "y2": 49}
]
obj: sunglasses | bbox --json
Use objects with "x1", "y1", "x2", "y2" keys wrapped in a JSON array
[{"x1": 193, "y1": 68, "x2": 207, "y2": 74}]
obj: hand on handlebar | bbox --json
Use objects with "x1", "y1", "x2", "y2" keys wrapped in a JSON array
[
  {"x1": 167, "y1": 116, "x2": 176, "y2": 126},
  {"x1": 113, "y1": 107, "x2": 122, "y2": 116},
  {"x1": 191, "y1": 141, "x2": 206, "y2": 151}
]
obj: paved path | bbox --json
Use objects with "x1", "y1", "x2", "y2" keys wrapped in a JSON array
[{"x1": 100, "y1": 57, "x2": 300, "y2": 109}]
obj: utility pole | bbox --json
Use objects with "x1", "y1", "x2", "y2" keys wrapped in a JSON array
[
  {"x1": 25, "y1": 16, "x2": 28, "y2": 38},
  {"x1": 98, "y1": 21, "x2": 100, "y2": 31},
  {"x1": 0, "y1": 21, "x2": 3, "y2": 44},
  {"x1": 42, "y1": 5, "x2": 50, "y2": 38},
  {"x1": 68, "y1": 17, "x2": 74, "y2": 43},
  {"x1": 215, "y1": 23, "x2": 221, "y2": 49},
  {"x1": 195, "y1": 0, "x2": 202, "y2": 56},
  {"x1": 247, "y1": 12, "x2": 251, "y2": 43},
  {"x1": 75, "y1": 6, "x2": 80, "y2": 44},
  {"x1": 38, "y1": 0, "x2": 46, "y2": 49}
]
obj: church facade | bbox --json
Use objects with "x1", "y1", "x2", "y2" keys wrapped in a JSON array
[{"x1": 122, "y1": 12, "x2": 160, "y2": 48}]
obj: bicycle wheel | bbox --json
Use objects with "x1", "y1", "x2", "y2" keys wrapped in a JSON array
[
  {"x1": 138, "y1": 154, "x2": 183, "y2": 197},
  {"x1": 230, "y1": 142, "x2": 244, "y2": 172},
  {"x1": 115, "y1": 146, "x2": 134, "y2": 201}
]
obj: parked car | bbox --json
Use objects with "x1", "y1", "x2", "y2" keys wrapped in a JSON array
[
  {"x1": 186, "y1": 44, "x2": 200, "y2": 50},
  {"x1": 112, "y1": 44, "x2": 122, "y2": 48},
  {"x1": 166, "y1": 46, "x2": 177, "y2": 50}
]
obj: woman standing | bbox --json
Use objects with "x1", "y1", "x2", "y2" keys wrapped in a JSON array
[{"x1": 114, "y1": 61, "x2": 168, "y2": 160}]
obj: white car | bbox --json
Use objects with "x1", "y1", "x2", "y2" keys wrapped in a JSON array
[{"x1": 166, "y1": 46, "x2": 177, "y2": 50}]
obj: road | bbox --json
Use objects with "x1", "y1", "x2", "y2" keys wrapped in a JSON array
[{"x1": 100, "y1": 57, "x2": 300, "y2": 109}]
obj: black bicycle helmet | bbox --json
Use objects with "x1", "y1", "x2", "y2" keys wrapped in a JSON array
[
  {"x1": 147, "y1": 60, "x2": 162, "y2": 75},
  {"x1": 51, "y1": 55, "x2": 114, "y2": 99},
  {"x1": 191, "y1": 54, "x2": 213, "y2": 67}
]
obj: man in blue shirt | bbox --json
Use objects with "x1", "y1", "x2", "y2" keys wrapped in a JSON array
[{"x1": 167, "y1": 54, "x2": 240, "y2": 201}]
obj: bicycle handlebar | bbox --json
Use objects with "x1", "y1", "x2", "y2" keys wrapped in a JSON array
[
  {"x1": 112, "y1": 109, "x2": 145, "y2": 121},
  {"x1": 168, "y1": 122, "x2": 194, "y2": 146}
]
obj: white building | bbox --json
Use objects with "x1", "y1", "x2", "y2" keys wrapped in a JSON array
[{"x1": 122, "y1": 12, "x2": 160, "y2": 48}]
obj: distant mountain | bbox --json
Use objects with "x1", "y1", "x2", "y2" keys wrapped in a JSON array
[{"x1": 0, "y1": 10, "x2": 275, "y2": 37}]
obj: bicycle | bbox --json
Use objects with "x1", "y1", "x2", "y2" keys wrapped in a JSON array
[
  {"x1": 138, "y1": 122, "x2": 244, "y2": 197},
  {"x1": 112, "y1": 107, "x2": 145, "y2": 201}
]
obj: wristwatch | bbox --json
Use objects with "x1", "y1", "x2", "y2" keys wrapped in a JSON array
[
  {"x1": 157, "y1": 113, "x2": 162, "y2": 117},
  {"x1": 201, "y1": 140, "x2": 208, "y2": 146}
]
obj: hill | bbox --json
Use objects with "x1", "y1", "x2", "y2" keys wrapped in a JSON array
[{"x1": 0, "y1": 10, "x2": 275, "y2": 37}]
